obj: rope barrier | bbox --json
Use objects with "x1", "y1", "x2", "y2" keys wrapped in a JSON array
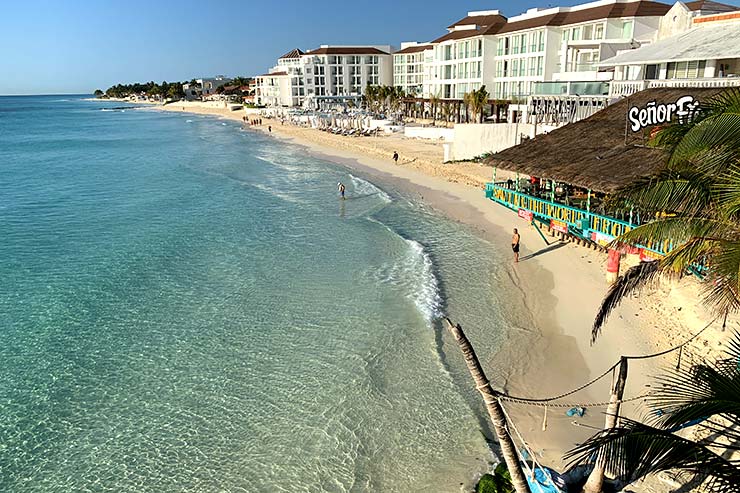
[
  {"x1": 500, "y1": 392, "x2": 650, "y2": 409},
  {"x1": 495, "y1": 317, "x2": 718, "y2": 406}
]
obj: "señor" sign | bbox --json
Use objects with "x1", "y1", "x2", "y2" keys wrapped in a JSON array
[{"x1": 628, "y1": 95, "x2": 700, "y2": 132}]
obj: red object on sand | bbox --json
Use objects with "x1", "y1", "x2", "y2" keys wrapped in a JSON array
[{"x1": 607, "y1": 249, "x2": 621, "y2": 273}]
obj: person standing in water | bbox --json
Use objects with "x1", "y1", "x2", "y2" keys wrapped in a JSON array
[
  {"x1": 512, "y1": 228, "x2": 520, "y2": 263},
  {"x1": 338, "y1": 182, "x2": 346, "y2": 200},
  {"x1": 393, "y1": 151, "x2": 399, "y2": 164}
]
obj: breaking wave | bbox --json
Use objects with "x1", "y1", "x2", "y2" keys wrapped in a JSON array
[{"x1": 349, "y1": 174, "x2": 391, "y2": 203}]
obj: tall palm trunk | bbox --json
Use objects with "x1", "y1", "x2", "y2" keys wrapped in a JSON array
[
  {"x1": 583, "y1": 357, "x2": 629, "y2": 493},
  {"x1": 445, "y1": 319, "x2": 530, "y2": 493}
]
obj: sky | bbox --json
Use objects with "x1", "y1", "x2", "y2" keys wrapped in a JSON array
[{"x1": 1, "y1": 0, "x2": 738, "y2": 95}]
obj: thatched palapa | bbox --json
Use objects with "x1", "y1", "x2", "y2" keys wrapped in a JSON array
[{"x1": 485, "y1": 87, "x2": 726, "y2": 193}]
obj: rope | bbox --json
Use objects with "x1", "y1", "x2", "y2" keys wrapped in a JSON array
[
  {"x1": 499, "y1": 361, "x2": 619, "y2": 403},
  {"x1": 623, "y1": 316, "x2": 717, "y2": 360},
  {"x1": 500, "y1": 392, "x2": 650, "y2": 409},
  {"x1": 496, "y1": 317, "x2": 718, "y2": 406},
  {"x1": 499, "y1": 398, "x2": 554, "y2": 493}
]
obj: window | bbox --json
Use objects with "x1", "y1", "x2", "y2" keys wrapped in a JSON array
[
  {"x1": 496, "y1": 61, "x2": 503, "y2": 78},
  {"x1": 512, "y1": 35, "x2": 520, "y2": 54},
  {"x1": 520, "y1": 58, "x2": 526, "y2": 76},
  {"x1": 562, "y1": 29, "x2": 570, "y2": 42},
  {"x1": 538, "y1": 31, "x2": 545, "y2": 51},
  {"x1": 666, "y1": 60, "x2": 706, "y2": 79},
  {"x1": 571, "y1": 27, "x2": 581, "y2": 40},
  {"x1": 497, "y1": 38, "x2": 505, "y2": 56},
  {"x1": 583, "y1": 24, "x2": 593, "y2": 40},
  {"x1": 595, "y1": 23, "x2": 604, "y2": 40},
  {"x1": 537, "y1": 56, "x2": 544, "y2": 76},
  {"x1": 519, "y1": 34, "x2": 527, "y2": 54},
  {"x1": 621, "y1": 20, "x2": 634, "y2": 39}
]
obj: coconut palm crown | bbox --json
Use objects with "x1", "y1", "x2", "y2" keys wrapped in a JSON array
[{"x1": 565, "y1": 331, "x2": 740, "y2": 491}]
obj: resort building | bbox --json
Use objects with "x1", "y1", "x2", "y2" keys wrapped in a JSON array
[
  {"x1": 426, "y1": 11, "x2": 507, "y2": 100},
  {"x1": 255, "y1": 46, "x2": 393, "y2": 108},
  {"x1": 182, "y1": 76, "x2": 233, "y2": 100},
  {"x1": 603, "y1": 4, "x2": 740, "y2": 96},
  {"x1": 393, "y1": 42, "x2": 433, "y2": 96}
]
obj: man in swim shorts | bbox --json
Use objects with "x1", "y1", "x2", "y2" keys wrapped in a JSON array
[
  {"x1": 512, "y1": 228, "x2": 520, "y2": 263},
  {"x1": 338, "y1": 182, "x2": 346, "y2": 200}
]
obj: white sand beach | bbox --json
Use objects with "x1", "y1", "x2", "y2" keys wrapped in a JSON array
[{"x1": 154, "y1": 101, "x2": 730, "y2": 488}]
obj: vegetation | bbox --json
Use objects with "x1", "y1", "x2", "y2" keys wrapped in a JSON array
[
  {"x1": 574, "y1": 87, "x2": 740, "y2": 490},
  {"x1": 593, "y1": 88, "x2": 740, "y2": 338},
  {"x1": 93, "y1": 89, "x2": 104, "y2": 98},
  {"x1": 102, "y1": 80, "x2": 185, "y2": 100},
  {"x1": 429, "y1": 92, "x2": 441, "y2": 125},
  {"x1": 476, "y1": 464, "x2": 515, "y2": 493},
  {"x1": 363, "y1": 85, "x2": 406, "y2": 116},
  {"x1": 463, "y1": 85, "x2": 489, "y2": 123},
  {"x1": 566, "y1": 332, "x2": 740, "y2": 491}
]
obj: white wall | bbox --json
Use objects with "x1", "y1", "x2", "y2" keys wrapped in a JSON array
[
  {"x1": 448, "y1": 123, "x2": 536, "y2": 161},
  {"x1": 404, "y1": 126, "x2": 455, "y2": 140}
]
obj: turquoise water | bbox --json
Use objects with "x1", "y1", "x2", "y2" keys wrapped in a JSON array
[{"x1": 0, "y1": 96, "x2": 520, "y2": 492}]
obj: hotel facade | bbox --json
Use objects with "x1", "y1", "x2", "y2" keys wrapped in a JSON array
[
  {"x1": 254, "y1": 0, "x2": 738, "y2": 113},
  {"x1": 255, "y1": 46, "x2": 392, "y2": 108}
]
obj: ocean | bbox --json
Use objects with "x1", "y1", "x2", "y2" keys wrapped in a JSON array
[{"x1": 0, "y1": 96, "x2": 520, "y2": 492}]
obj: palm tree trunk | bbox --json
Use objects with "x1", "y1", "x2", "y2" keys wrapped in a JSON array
[
  {"x1": 445, "y1": 319, "x2": 530, "y2": 493},
  {"x1": 583, "y1": 357, "x2": 629, "y2": 493}
]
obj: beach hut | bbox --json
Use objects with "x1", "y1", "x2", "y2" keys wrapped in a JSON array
[{"x1": 483, "y1": 87, "x2": 727, "y2": 260}]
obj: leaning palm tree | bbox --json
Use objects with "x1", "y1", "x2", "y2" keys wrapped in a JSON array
[
  {"x1": 565, "y1": 331, "x2": 740, "y2": 491},
  {"x1": 592, "y1": 88, "x2": 740, "y2": 340}
]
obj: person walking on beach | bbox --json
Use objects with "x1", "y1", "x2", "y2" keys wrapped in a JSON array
[
  {"x1": 338, "y1": 182, "x2": 346, "y2": 200},
  {"x1": 512, "y1": 228, "x2": 520, "y2": 263},
  {"x1": 393, "y1": 151, "x2": 399, "y2": 164},
  {"x1": 268, "y1": 125, "x2": 272, "y2": 132}
]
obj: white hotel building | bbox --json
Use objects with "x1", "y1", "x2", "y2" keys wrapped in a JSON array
[
  {"x1": 417, "y1": 0, "x2": 675, "y2": 103},
  {"x1": 603, "y1": 2, "x2": 740, "y2": 96},
  {"x1": 255, "y1": 46, "x2": 392, "y2": 108}
]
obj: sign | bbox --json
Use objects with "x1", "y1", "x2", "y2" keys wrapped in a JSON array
[
  {"x1": 518, "y1": 208, "x2": 533, "y2": 222},
  {"x1": 591, "y1": 231, "x2": 614, "y2": 247},
  {"x1": 640, "y1": 248, "x2": 664, "y2": 262},
  {"x1": 550, "y1": 219, "x2": 568, "y2": 234},
  {"x1": 628, "y1": 95, "x2": 700, "y2": 132}
]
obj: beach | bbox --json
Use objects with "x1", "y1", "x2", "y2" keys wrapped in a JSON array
[{"x1": 155, "y1": 101, "x2": 732, "y2": 480}]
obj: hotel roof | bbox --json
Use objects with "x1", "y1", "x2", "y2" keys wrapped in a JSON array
[
  {"x1": 447, "y1": 11, "x2": 505, "y2": 29},
  {"x1": 305, "y1": 46, "x2": 389, "y2": 55},
  {"x1": 600, "y1": 21, "x2": 740, "y2": 65},
  {"x1": 394, "y1": 44, "x2": 433, "y2": 54},
  {"x1": 497, "y1": 0, "x2": 671, "y2": 34},
  {"x1": 256, "y1": 71, "x2": 288, "y2": 77},
  {"x1": 685, "y1": 0, "x2": 740, "y2": 12},
  {"x1": 279, "y1": 48, "x2": 304, "y2": 59},
  {"x1": 486, "y1": 87, "x2": 726, "y2": 192}
]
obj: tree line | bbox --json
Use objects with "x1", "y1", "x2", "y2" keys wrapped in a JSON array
[{"x1": 95, "y1": 81, "x2": 186, "y2": 100}]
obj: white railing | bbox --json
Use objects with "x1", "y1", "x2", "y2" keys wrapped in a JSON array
[
  {"x1": 647, "y1": 77, "x2": 740, "y2": 89},
  {"x1": 609, "y1": 78, "x2": 740, "y2": 97},
  {"x1": 609, "y1": 80, "x2": 648, "y2": 97}
]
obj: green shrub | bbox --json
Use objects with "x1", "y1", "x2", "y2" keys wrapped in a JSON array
[{"x1": 476, "y1": 464, "x2": 514, "y2": 493}]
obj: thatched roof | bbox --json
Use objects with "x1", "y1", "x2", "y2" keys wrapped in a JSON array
[{"x1": 486, "y1": 87, "x2": 726, "y2": 193}]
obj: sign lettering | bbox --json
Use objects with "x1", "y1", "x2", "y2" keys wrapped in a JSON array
[
  {"x1": 550, "y1": 219, "x2": 568, "y2": 234},
  {"x1": 518, "y1": 208, "x2": 534, "y2": 222},
  {"x1": 628, "y1": 95, "x2": 700, "y2": 132}
]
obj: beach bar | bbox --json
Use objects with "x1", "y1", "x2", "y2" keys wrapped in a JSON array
[{"x1": 483, "y1": 87, "x2": 726, "y2": 265}]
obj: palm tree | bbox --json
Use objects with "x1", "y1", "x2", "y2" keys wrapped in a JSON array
[
  {"x1": 592, "y1": 88, "x2": 740, "y2": 340},
  {"x1": 429, "y1": 92, "x2": 441, "y2": 126},
  {"x1": 565, "y1": 331, "x2": 740, "y2": 491},
  {"x1": 445, "y1": 319, "x2": 530, "y2": 493},
  {"x1": 465, "y1": 85, "x2": 489, "y2": 124}
]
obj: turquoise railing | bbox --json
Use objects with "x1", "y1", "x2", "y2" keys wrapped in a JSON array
[{"x1": 485, "y1": 183, "x2": 669, "y2": 255}]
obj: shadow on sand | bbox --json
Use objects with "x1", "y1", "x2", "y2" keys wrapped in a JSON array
[{"x1": 519, "y1": 241, "x2": 567, "y2": 262}]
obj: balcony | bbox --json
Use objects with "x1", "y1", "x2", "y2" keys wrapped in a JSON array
[{"x1": 608, "y1": 77, "x2": 740, "y2": 97}]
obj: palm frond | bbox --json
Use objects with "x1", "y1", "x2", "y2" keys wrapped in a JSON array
[
  {"x1": 609, "y1": 169, "x2": 714, "y2": 216},
  {"x1": 592, "y1": 261, "x2": 662, "y2": 341},
  {"x1": 670, "y1": 114, "x2": 740, "y2": 168},
  {"x1": 564, "y1": 419, "x2": 740, "y2": 492}
]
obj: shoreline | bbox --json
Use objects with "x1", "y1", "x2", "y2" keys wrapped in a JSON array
[{"x1": 149, "y1": 102, "x2": 727, "y2": 481}]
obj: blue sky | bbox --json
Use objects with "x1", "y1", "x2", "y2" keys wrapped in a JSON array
[{"x1": 1, "y1": 0, "x2": 737, "y2": 94}]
